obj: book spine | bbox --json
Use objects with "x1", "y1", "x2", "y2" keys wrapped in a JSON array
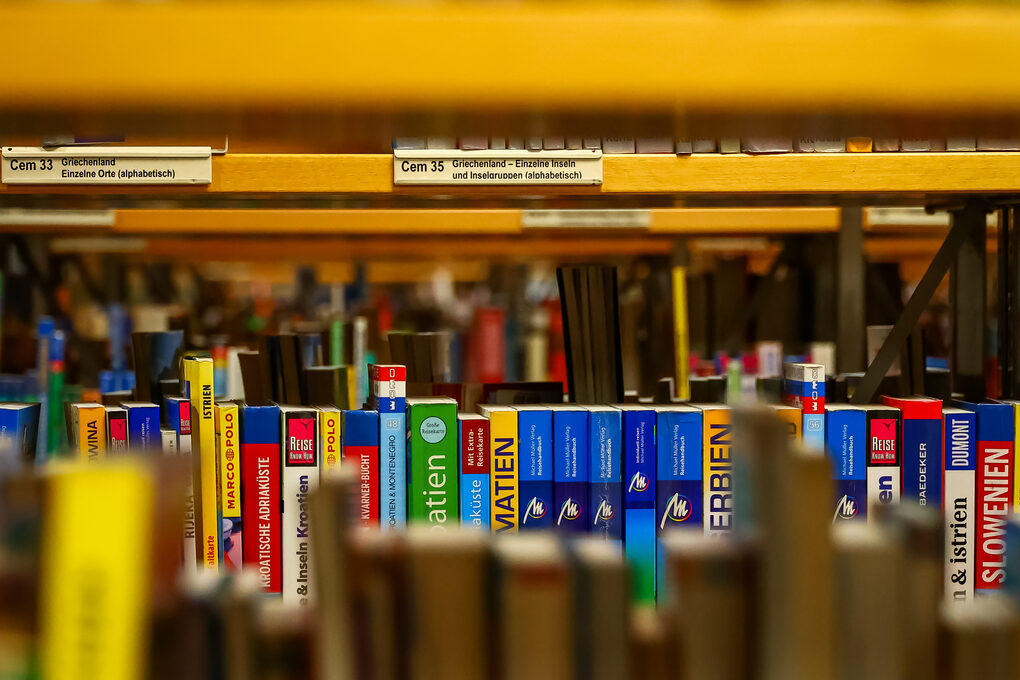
[
  {"x1": 39, "y1": 463, "x2": 154, "y2": 680},
  {"x1": 240, "y1": 405, "x2": 281, "y2": 593},
  {"x1": 369, "y1": 365, "x2": 406, "y2": 413},
  {"x1": 784, "y1": 367, "x2": 825, "y2": 451},
  {"x1": 458, "y1": 418, "x2": 490, "y2": 529},
  {"x1": 518, "y1": 410, "x2": 554, "y2": 530},
  {"x1": 161, "y1": 428, "x2": 177, "y2": 455},
  {"x1": 107, "y1": 411, "x2": 128, "y2": 455},
  {"x1": 379, "y1": 411, "x2": 407, "y2": 529},
  {"x1": 774, "y1": 407, "x2": 802, "y2": 443},
  {"x1": 976, "y1": 404, "x2": 1013, "y2": 593},
  {"x1": 77, "y1": 406, "x2": 106, "y2": 463},
  {"x1": 1013, "y1": 403, "x2": 1020, "y2": 513},
  {"x1": 0, "y1": 409, "x2": 20, "y2": 458},
  {"x1": 282, "y1": 410, "x2": 319, "y2": 605},
  {"x1": 902, "y1": 414, "x2": 943, "y2": 508},
  {"x1": 623, "y1": 410, "x2": 656, "y2": 601},
  {"x1": 656, "y1": 410, "x2": 702, "y2": 597},
  {"x1": 702, "y1": 409, "x2": 733, "y2": 535},
  {"x1": 590, "y1": 410, "x2": 622, "y2": 541},
  {"x1": 168, "y1": 397, "x2": 196, "y2": 573},
  {"x1": 944, "y1": 411, "x2": 976, "y2": 601},
  {"x1": 188, "y1": 359, "x2": 219, "y2": 572},
  {"x1": 320, "y1": 410, "x2": 342, "y2": 477},
  {"x1": 490, "y1": 410, "x2": 519, "y2": 532},
  {"x1": 827, "y1": 410, "x2": 867, "y2": 521},
  {"x1": 866, "y1": 412, "x2": 901, "y2": 519},
  {"x1": 216, "y1": 404, "x2": 242, "y2": 570},
  {"x1": 127, "y1": 406, "x2": 159, "y2": 453},
  {"x1": 342, "y1": 410, "x2": 380, "y2": 527},
  {"x1": 553, "y1": 410, "x2": 587, "y2": 532},
  {"x1": 408, "y1": 403, "x2": 459, "y2": 528},
  {"x1": 802, "y1": 413, "x2": 825, "y2": 451}
]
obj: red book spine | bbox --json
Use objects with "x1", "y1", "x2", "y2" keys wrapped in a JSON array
[
  {"x1": 241, "y1": 407, "x2": 282, "y2": 594},
  {"x1": 342, "y1": 410, "x2": 380, "y2": 528},
  {"x1": 475, "y1": 307, "x2": 506, "y2": 384},
  {"x1": 462, "y1": 419, "x2": 489, "y2": 475},
  {"x1": 976, "y1": 439, "x2": 1013, "y2": 591}
]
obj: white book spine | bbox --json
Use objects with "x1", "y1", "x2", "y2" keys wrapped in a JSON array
[
  {"x1": 944, "y1": 467, "x2": 976, "y2": 601},
  {"x1": 283, "y1": 464, "x2": 319, "y2": 606},
  {"x1": 944, "y1": 410, "x2": 977, "y2": 602},
  {"x1": 866, "y1": 466, "x2": 900, "y2": 520}
]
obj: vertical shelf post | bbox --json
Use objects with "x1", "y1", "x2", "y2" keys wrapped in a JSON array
[
  {"x1": 949, "y1": 201, "x2": 988, "y2": 402},
  {"x1": 837, "y1": 205, "x2": 865, "y2": 373}
]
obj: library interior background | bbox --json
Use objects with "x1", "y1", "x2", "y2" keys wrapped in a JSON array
[{"x1": 5, "y1": 2, "x2": 1020, "y2": 680}]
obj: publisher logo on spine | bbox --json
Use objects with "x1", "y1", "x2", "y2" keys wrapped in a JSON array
[
  {"x1": 523, "y1": 497, "x2": 547, "y2": 523},
  {"x1": 287, "y1": 418, "x2": 316, "y2": 465},
  {"x1": 558, "y1": 498, "x2": 581, "y2": 524},
  {"x1": 419, "y1": 416, "x2": 447, "y2": 444},
  {"x1": 833, "y1": 494, "x2": 859, "y2": 521},
  {"x1": 628, "y1": 471, "x2": 649, "y2": 493},
  {"x1": 869, "y1": 418, "x2": 897, "y2": 464},
  {"x1": 594, "y1": 498, "x2": 615, "y2": 525},
  {"x1": 660, "y1": 492, "x2": 692, "y2": 528}
]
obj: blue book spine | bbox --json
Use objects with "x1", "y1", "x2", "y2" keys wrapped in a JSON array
[
  {"x1": 590, "y1": 408, "x2": 623, "y2": 541},
  {"x1": 623, "y1": 409, "x2": 656, "y2": 601},
  {"x1": 803, "y1": 413, "x2": 826, "y2": 451},
  {"x1": 0, "y1": 407, "x2": 19, "y2": 458},
  {"x1": 126, "y1": 404, "x2": 160, "y2": 453},
  {"x1": 903, "y1": 413, "x2": 944, "y2": 508},
  {"x1": 379, "y1": 411, "x2": 407, "y2": 529},
  {"x1": 166, "y1": 397, "x2": 181, "y2": 433},
  {"x1": 655, "y1": 409, "x2": 703, "y2": 596},
  {"x1": 458, "y1": 416, "x2": 490, "y2": 529},
  {"x1": 518, "y1": 409, "x2": 554, "y2": 529},
  {"x1": 553, "y1": 409, "x2": 588, "y2": 533},
  {"x1": 826, "y1": 408, "x2": 867, "y2": 521}
]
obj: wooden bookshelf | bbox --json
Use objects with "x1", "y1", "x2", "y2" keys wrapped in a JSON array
[
  {"x1": 4, "y1": 2, "x2": 1020, "y2": 120},
  {"x1": 103, "y1": 207, "x2": 837, "y2": 235},
  {"x1": 4, "y1": 153, "x2": 1020, "y2": 197}
]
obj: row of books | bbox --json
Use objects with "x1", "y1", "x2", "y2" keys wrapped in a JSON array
[
  {"x1": 22, "y1": 447, "x2": 1020, "y2": 680},
  {"x1": 59, "y1": 359, "x2": 1018, "y2": 606},
  {"x1": 393, "y1": 137, "x2": 1020, "y2": 153}
]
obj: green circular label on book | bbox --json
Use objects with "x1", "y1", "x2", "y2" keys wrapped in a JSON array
[{"x1": 420, "y1": 416, "x2": 446, "y2": 444}]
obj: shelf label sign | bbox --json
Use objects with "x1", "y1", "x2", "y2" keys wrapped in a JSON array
[
  {"x1": 522, "y1": 209, "x2": 649, "y2": 229},
  {"x1": 393, "y1": 149, "x2": 602, "y2": 186},
  {"x1": 2, "y1": 146, "x2": 212, "y2": 185}
]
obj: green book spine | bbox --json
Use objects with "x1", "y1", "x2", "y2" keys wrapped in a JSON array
[
  {"x1": 407, "y1": 399, "x2": 459, "y2": 527},
  {"x1": 330, "y1": 319, "x2": 343, "y2": 367}
]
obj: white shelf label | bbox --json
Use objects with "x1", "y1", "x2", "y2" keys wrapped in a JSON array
[
  {"x1": 393, "y1": 149, "x2": 602, "y2": 186},
  {"x1": 522, "y1": 209, "x2": 649, "y2": 229},
  {"x1": 2, "y1": 146, "x2": 212, "y2": 185}
]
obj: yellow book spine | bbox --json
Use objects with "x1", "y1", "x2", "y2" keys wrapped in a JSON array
[
  {"x1": 77, "y1": 405, "x2": 107, "y2": 463},
  {"x1": 320, "y1": 410, "x2": 342, "y2": 476},
  {"x1": 188, "y1": 358, "x2": 219, "y2": 571},
  {"x1": 216, "y1": 403, "x2": 240, "y2": 519},
  {"x1": 39, "y1": 463, "x2": 154, "y2": 680},
  {"x1": 489, "y1": 410, "x2": 518, "y2": 533},
  {"x1": 774, "y1": 405, "x2": 802, "y2": 443},
  {"x1": 672, "y1": 266, "x2": 690, "y2": 401},
  {"x1": 347, "y1": 370, "x2": 357, "y2": 410},
  {"x1": 702, "y1": 408, "x2": 733, "y2": 536}
]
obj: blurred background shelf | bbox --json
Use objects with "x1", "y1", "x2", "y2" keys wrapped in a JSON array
[
  {"x1": 5, "y1": 2, "x2": 1020, "y2": 142},
  {"x1": 5, "y1": 153, "x2": 1020, "y2": 198}
]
